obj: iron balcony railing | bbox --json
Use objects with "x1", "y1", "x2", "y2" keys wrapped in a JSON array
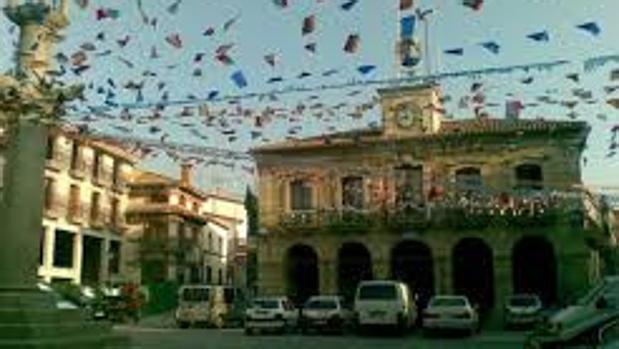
[{"x1": 276, "y1": 192, "x2": 584, "y2": 234}]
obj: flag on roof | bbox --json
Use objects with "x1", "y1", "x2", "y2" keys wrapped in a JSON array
[
  {"x1": 264, "y1": 54, "x2": 276, "y2": 67},
  {"x1": 400, "y1": 0, "x2": 414, "y2": 11},
  {"x1": 304, "y1": 42, "x2": 317, "y2": 53},
  {"x1": 341, "y1": 0, "x2": 359, "y2": 11},
  {"x1": 167, "y1": 0, "x2": 182, "y2": 14},
  {"x1": 303, "y1": 15, "x2": 316, "y2": 35},
  {"x1": 165, "y1": 33, "x2": 183, "y2": 48},
  {"x1": 400, "y1": 15, "x2": 416, "y2": 39},
  {"x1": 577, "y1": 22, "x2": 601, "y2": 36},
  {"x1": 231, "y1": 70, "x2": 248, "y2": 88},
  {"x1": 344, "y1": 34, "x2": 360, "y2": 53},
  {"x1": 207, "y1": 91, "x2": 219, "y2": 100},
  {"x1": 480, "y1": 41, "x2": 500, "y2": 54},
  {"x1": 444, "y1": 48, "x2": 464, "y2": 56},
  {"x1": 273, "y1": 0, "x2": 288, "y2": 8},
  {"x1": 505, "y1": 100, "x2": 524, "y2": 120},
  {"x1": 203, "y1": 27, "x2": 215, "y2": 36},
  {"x1": 462, "y1": 0, "x2": 483, "y2": 11},
  {"x1": 527, "y1": 31, "x2": 550, "y2": 42},
  {"x1": 357, "y1": 65, "x2": 376, "y2": 75},
  {"x1": 268, "y1": 76, "x2": 283, "y2": 83},
  {"x1": 223, "y1": 14, "x2": 240, "y2": 32}
]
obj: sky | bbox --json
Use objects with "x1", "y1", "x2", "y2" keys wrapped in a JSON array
[{"x1": 0, "y1": 0, "x2": 618, "y2": 196}]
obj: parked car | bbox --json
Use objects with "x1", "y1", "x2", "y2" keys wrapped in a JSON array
[
  {"x1": 353, "y1": 280, "x2": 417, "y2": 333},
  {"x1": 422, "y1": 295, "x2": 480, "y2": 336},
  {"x1": 244, "y1": 296, "x2": 298, "y2": 335},
  {"x1": 300, "y1": 296, "x2": 352, "y2": 334},
  {"x1": 529, "y1": 275, "x2": 619, "y2": 346},
  {"x1": 504, "y1": 294, "x2": 543, "y2": 329},
  {"x1": 36, "y1": 282, "x2": 81, "y2": 310},
  {"x1": 525, "y1": 313, "x2": 619, "y2": 349},
  {"x1": 175, "y1": 285, "x2": 230, "y2": 328}
]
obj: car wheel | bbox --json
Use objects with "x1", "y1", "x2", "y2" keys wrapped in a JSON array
[
  {"x1": 244, "y1": 327, "x2": 253, "y2": 336},
  {"x1": 178, "y1": 321, "x2": 189, "y2": 329}
]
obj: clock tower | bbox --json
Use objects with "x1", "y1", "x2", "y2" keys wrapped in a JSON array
[{"x1": 378, "y1": 83, "x2": 443, "y2": 138}]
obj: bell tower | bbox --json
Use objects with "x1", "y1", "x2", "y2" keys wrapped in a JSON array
[{"x1": 378, "y1": 83, "x2": 443, "y2": 138}]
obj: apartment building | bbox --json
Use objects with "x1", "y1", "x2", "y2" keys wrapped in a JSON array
[
  {"x1": 40, "y1": 128, "x2": 137, "y2": 285},
  {"x1": 125, "y1": 165, "x2": 232, "y2": 285}
]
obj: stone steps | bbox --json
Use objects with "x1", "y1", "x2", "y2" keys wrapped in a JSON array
[{"x1": 0, "y1": 331, "x2": 130, "y2": 349}]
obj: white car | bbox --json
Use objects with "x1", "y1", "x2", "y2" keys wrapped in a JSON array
[
  {"x1": 244, "y1": 296, "x2": 298, "y2": 335},
  {"x1": 300, "y1": 296, "x2": 351, "y2": 334},
  {"x1": 354, "y1": 280, "x2": 417, "y2": 332},
  {"x1": 504, "y1": 294, "x2": 543, "y2": 329},
  {"x1": 423, "y1": 295, "x2": 480, "y2": 335}
]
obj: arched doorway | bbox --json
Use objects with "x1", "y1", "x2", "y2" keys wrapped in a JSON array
[
  {"x1": 452, "y1": 238, "x2": 495, "y2": 311},
  {"x1": 390, "y1": 240, "x2": 434, "y2": 308},
  {"x1": 512, "y1": 236, "x2": 557, "y2": 306},
  {"x1": 338, "y1": 242, "x2": 373, "y2": 302},
  {"x1": 285, "y1": 244, "x2": 319, "y2": 305}
]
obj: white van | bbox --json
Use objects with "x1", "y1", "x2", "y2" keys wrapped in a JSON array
[
  {"x1": 353, "y1": 280, "x2": 417, "y2": 332},
  {"x1": 175, "y1": 285, "x2": 229, "y2": 328}
]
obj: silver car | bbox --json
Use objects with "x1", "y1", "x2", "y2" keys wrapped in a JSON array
[
  {"x1": 504, "y1": 294, "x2": 543, "y2": 329},
  {"x1": 423, "y1": 295, "x2": 480, "y2": 335},
  {"x1": 300, "y1": 296, "x2": 351, "y2": 334},
  {"x1": 244, "y1": 297, "x2": 298, "y2": 335}
]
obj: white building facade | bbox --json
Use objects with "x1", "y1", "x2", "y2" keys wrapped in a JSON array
[{"x1": 39, "y1": 129, "x2": 136, "y2": 285}]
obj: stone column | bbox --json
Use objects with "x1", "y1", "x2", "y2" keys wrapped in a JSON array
[
  {"x1": 0, "y1": 119, "x2": 47, "y2": 288},
  {"x1": 320, "y1": 259, "x2": 336, "y2": 294},
  {"x1": 73, "y1": 231, "x2": 83, "y2": 283}
]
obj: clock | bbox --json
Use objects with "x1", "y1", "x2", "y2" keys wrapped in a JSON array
[{"x1": 395, "y1": 103, "x2": 422, "y2": 129}]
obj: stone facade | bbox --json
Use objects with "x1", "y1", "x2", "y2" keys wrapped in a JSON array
[{"x1": 251, "y1": 84, "x2": 596, "y2": 327}]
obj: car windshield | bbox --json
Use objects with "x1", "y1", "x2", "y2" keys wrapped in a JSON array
[
  {"x1": 181, "y1": 288, "x2": 210, "y2": 302},
  {"x1": 358, "y1": 285, "x2": 397, "y2": 300},
  {"x1": 253, "y1": 299, "x2": 280, "y2": 309},
  {"x1": 576, "y1": 280, "x2": 608, "y2": 306},
  {"x1": 306, "y1": 299, "x2": 338, "y2": 309},
  {"x1": 430, "y1": 297, "x2": 466, "y2": 307},
  {"x1": 510, "y1": 295, "x2": 539, "y2": 307}
]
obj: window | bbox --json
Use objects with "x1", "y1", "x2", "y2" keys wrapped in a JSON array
[
  {"x1": 150, "y1": 193, "x2": 168, "y2": 203},
  {"x1": 192, "y1": 202, "x2": 199, "y2": 213},
  {"x1": 181, "y1": 287, "x2": 210, "y2": 302},
  {"x1": 70, "y1": 141, "x2": 80, "y2": 171},
  {"x1": 110, "y1": 197, "x2": 120, "y2": 226},
  {"x1": 218, "y1": 236, "x2": 223, "y2": 255},
  {"x1": 112, "y1": 161, "x2": 121, "y2": 186},
  {"x1": 46, "y1": 135, "x2": 55, "y2": 160},
  {"x1": 342, "y1": 176, "x2": 364, "y2": 209},
  {"x1": 68, "y1": 185, "x2": 80, "y2": 218},
  {"x1": 394, "y1": 164, "x2": 423, "y2": 208},
  {"x1": 92, "y1": 152, "x2": 100, "y2": 179},
  {"x1": 515, "y1": 164, "x2": 543, "y2": 191},
  {"x1": 44, "y1": 177, "x2": 55, "y2": 210},
  {"x1": 53, "y1": 230, "x2": 74, "y2": 268},
  {"x1": 39, "y1": 227, "x2": 46, "y2": 266},
  {"x1": 455, "y1": 167, "x2": 483, "y2": 193},
  {"x1": 108, "y1": 240, "x2": 121, "y2": 274},
  {"x1": 358, "y1": 284, "x2": 397, "y2": 300},
  {"x1": 208, "y1": 232, "x2": 213, "y2": 251},
  {"x1": 90, "y1": 192, "x2": 101, "y2": 222},
  {"x1": 179, "y1": 195, "x2": 187, "y2": 207},
  {"x1": 218, "y1": 269, "x2": 223, "y2": 284},
  {"x1": 290, "y1": 179, "x2": 313, "y2": 211},
  {"x1": 206, "y1": 266, "x2": 212, "y2": 283}
]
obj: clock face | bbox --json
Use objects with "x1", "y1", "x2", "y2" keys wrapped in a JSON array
[{"x1": 396, "y1": 103, "x2": 422, "y2": 129}]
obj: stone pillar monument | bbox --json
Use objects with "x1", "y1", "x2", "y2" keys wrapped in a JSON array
[{"x1": 0, "y1": 0, "x2": 127, "y2": 347}]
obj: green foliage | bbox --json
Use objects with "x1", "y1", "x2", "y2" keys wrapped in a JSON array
[{"x1": 142, "y1": 281, "x2": 179, "y2": 316}]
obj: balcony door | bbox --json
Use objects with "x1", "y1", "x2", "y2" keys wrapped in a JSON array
[
  {"x1": 394, "y1": 164, "x2": 423, "y2": 209},
  {"x1": 289, "y1": 179, "x2": 313, "y2": 211}
]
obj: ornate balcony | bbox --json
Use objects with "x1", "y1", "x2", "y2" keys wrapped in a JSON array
[{"x1": 273, "y1": 192, "x2": 583, "y2": 235}]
